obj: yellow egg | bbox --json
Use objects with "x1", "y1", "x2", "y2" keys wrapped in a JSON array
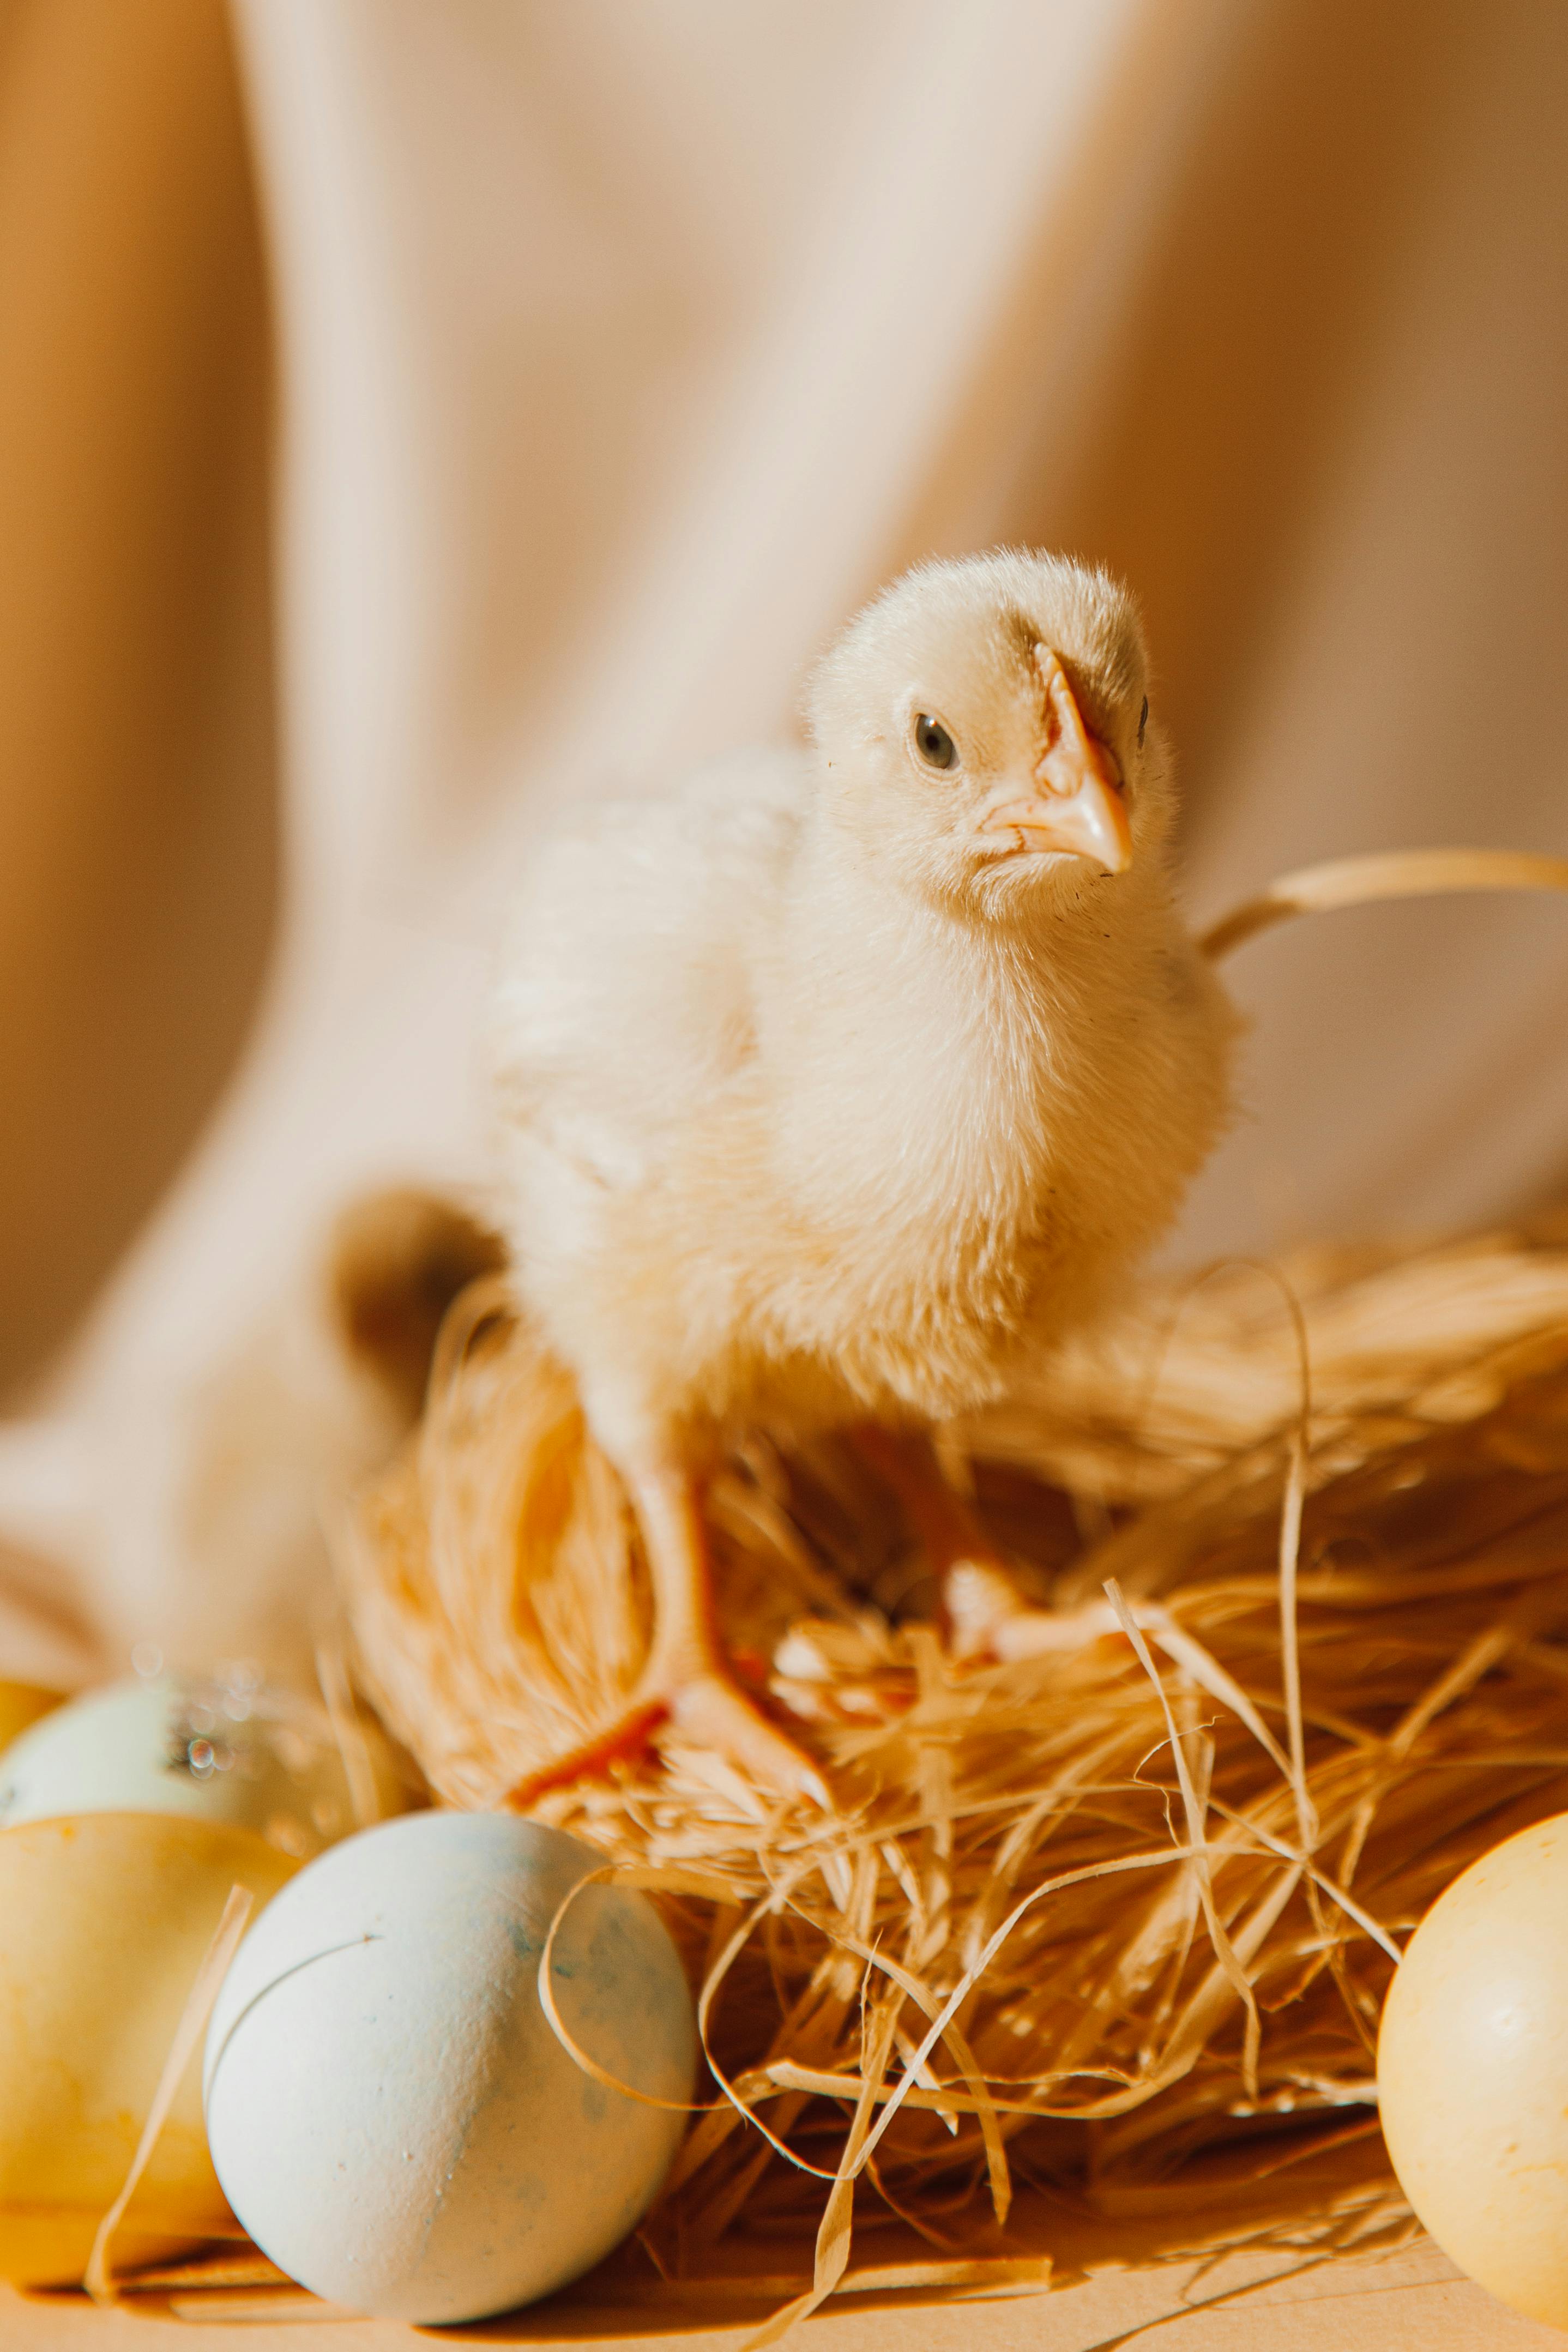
[
  {"x1": 0, "y1": 1813, "x2": 298, "y2": 2287},
  {"x1": 0, "y1": 1682, "x2": 63, "y2": 1754},
  {"x1": 1378, "y1": 1810, "x2": 1568, "y2": 2327}
]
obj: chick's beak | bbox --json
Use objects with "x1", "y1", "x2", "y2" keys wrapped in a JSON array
[{"x1": 979, "y1": 651, "x2": 1133, "y2": 875}]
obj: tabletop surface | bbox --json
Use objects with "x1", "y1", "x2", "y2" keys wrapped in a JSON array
[{"x1": 8, "y1": 2238, "x2": 1565, "y2": 2351}]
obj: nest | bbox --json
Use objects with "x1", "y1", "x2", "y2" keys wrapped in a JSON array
[{"x1": 339, "y1": 1218, "x2": 1568, "y2": 2304}]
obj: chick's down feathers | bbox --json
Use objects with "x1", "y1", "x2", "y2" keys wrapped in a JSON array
[{"x1": 492, "y1": 550, "x2": 1237, "y2": 1470}]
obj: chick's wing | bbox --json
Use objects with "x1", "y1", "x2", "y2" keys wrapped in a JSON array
[{"x1": 491, "y1": 747, "x2": 805, "y2": 1192}]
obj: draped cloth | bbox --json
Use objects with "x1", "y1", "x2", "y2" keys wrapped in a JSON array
[{"x1": 0, "y1": 0, "x2": 1565, "y2": 1679}]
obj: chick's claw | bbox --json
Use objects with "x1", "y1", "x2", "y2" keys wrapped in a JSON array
[{"x1": 664, "y1": 1668, "x2": 831, "y2": 1810}]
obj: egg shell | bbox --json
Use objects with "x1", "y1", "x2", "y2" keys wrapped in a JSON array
[
  {"x1": 0, "y1": 1812, "x2": 298, "y2": 2286},
  {"x1": 0, "y1": 1681, "x2": 63, "y2": 1754},
  {"x1": 0, "y1": 1673, "x2": 406, "y2": 1858},
  {"x1": 203, "y1": 1812, "x2": 697, "y2": 2324},
  {"x1": 1378, "y1": 1810, "x2": 1568, "y2": 2327}
]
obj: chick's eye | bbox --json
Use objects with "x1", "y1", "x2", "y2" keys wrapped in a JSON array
[
  {"x1": 1138, "y1": 696, "x2": 1149, "y2": 748},
  {"x1": 914, "y1": 713, "x2": 956, "y2": 770}
]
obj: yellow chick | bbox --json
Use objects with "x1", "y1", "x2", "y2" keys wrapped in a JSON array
[{"x1": 492, "y1": 551, "x2": 1237, "y2": 1801}]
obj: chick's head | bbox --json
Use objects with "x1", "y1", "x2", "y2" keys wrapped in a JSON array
[{"x1": 807, "y1": 550, "x2": 1169, "y2": 915}]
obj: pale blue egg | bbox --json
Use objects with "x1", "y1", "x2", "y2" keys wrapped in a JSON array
[{"x1": 203, "y1": 1812, "x2": 696, "y2": 2323}]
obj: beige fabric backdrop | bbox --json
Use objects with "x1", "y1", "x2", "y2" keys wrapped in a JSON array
[{"x1": 0, "y1": 0, "x2": 1564, "y2": 1681}]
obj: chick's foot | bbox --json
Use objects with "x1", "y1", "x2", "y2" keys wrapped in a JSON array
[
  {"x1": 511, "y1": 1454, "x2": 829, "y2": 1811},
  {"x1": 506, "y1": 1699, "x2": 671, "y2": 1807},
  {"x1": 662, "y1": 1663, "x2": 830, "y2": 1806},
  {"x1": 506, "y1": 1663, "x2": 828, "y2": 1811},
  {"x1": 943, "y1": 1561, "x2": 1118, "y2": 1665},
  {"x1": 853, "y1": 1424, "x2": 1117, "y2": 1666}
]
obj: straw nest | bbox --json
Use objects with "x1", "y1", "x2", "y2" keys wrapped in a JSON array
[{"x1": 339, "y1": 1214, "x2": 1568, "y2": 2279}]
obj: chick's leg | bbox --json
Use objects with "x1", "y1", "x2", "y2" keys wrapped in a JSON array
[
  {"x1": 510, "y1": 1461, "x2": 828, "y2": 1810},
  {"x1": 630, "y1": 1466, "x2": 830, "y2": 1803},
  {"x1": 854, "y1": 1426, "x2": 1113, "y2": 1662}
]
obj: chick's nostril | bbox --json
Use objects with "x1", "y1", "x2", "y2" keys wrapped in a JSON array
[{"x1": 1034, "y1": 729, "x2": 1121, "y2": 803}]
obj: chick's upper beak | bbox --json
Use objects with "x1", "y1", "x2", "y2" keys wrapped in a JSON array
[{"x1": 980, "y1": 650, "x2": 1133, "y2": 875}]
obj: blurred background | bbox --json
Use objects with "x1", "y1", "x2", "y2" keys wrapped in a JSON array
[{"x1": 0, "y1": 0, "x2": 1565, "y2": 1681}]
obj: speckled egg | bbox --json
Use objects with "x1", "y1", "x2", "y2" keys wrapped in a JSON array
[
  {"x1": 0, "y1": 1671, "x2": 405, "y2": 1858},
  {"x1": 1378, "y1": 1810, "x2": 1568, "y2": 2327},
  {"x1": 203, "y1": 1812, "x2": 697, "y2": 2323}
]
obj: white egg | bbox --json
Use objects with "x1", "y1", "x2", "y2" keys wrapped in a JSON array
[
  {"x1": 203, "y1": 1812, "x2": 696, "y2": 2323},
  {"x1": 1378, "y1": 1811, "x2": 1568, "y2": 2327},
  {"x1": 0, "y1": 1673, "x2": 405, "y2": 1858}
]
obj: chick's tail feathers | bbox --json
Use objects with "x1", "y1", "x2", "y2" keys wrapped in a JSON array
[{"x1": 328, "y1": 1185, "x2": 509, "y2": 1431}]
